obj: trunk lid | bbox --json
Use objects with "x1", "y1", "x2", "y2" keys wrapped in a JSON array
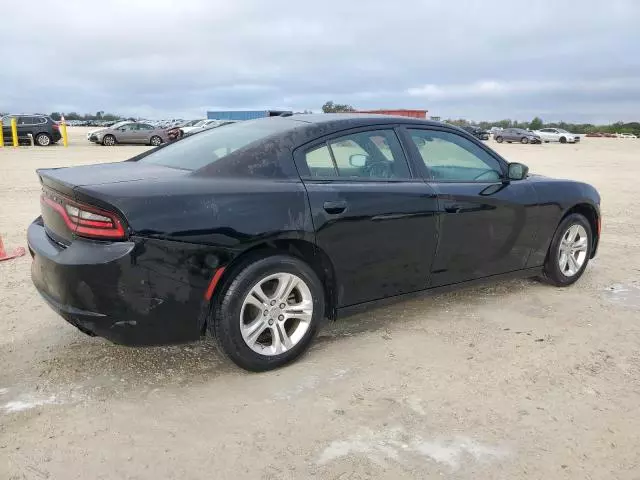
[{"x1": 38, "y1": 162, "x2": 188, "y2": 244}]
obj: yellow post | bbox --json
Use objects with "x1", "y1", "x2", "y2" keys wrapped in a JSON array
[
  {"x1": 10, "y1": 117, "x2": 18, "y2": 147},
  {"x1": 0, "y1": 119, "x2": 4, "y2": 147},
  {"x1": 60, "y1": 120, "x2": 69, "y2": 147}
]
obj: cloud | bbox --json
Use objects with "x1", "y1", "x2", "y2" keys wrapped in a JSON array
[{"x1": 0, "y1": 0, "x2": 639, "y2": 122}]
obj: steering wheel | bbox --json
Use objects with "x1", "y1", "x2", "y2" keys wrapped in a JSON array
[
  {"x1": 473, "y1": 169, "x2": 498, "y2": 181},
  {"x1": 363, "y1": 161, "x2": 393, "y2": 179}
]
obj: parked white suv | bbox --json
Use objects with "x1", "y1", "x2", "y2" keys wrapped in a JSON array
[{"x1": 533, "y1": 128, "x2": 580, "y2": 144}]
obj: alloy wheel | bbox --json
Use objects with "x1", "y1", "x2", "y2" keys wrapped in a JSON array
[
  {"x1": 558, "y1": 224, "x2": 588, "y2": 276},
  {"x1": 239, "y1": 272, "x2": 313, "y2": 356},
  {"x1": 36, "y1": 134, "x2": 51, "y2": 146}
]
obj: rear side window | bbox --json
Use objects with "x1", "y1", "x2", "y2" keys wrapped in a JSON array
[
  {"x1": 139, "y1": 118, "x2": 300, "y2": 172},
  {"x1": 303, "y1": 129, "x2": 411, "y2": 180}
]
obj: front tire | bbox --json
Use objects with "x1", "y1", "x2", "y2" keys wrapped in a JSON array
[
  {"x1": 210, "y1": 255, "x2": 325, "y2": 371},
  {"x1": 150, "y1": 135, "x2": 162, "y2": 146},
  {"x1": 102, "y1": 134, "x2": 116, "y2": 146},
  {"x1": 521, "y1": 137, "x2": 529, "y2": 144},
  {"x1": 559, "y1": 136, "x2": 567, "y2": 144},
  {"x1": 541, "y1": 213, "x2": 592, "y2": 286}
]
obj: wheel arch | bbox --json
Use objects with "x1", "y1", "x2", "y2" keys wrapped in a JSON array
[{"x1": 204, "y1": 238, "x2": 338, "y2": 334}]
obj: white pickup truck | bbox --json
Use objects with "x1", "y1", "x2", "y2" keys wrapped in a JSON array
[{"x1": 533, "y1": 128, "x2": 581, "y2": 144}]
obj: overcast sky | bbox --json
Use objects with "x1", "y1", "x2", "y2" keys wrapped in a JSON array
[{"x1": 1, "y1": 0, "x2": 639, "y2": 123}]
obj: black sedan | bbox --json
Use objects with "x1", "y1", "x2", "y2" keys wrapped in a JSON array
[
  {"x1": 28, "y1": 114, "x2": 601, "y2": 371},
  {"x1": 461, "y1": 125, "x2": 490, "y2": 140}
]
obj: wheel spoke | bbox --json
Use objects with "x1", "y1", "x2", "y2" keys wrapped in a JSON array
[
  {"x1": 273, "y1": 274, "x2": 297, "y2": 301},
  {"x1": 272, "y1": 323, "x2": 293, "y2": 354},
  {"x1": 243, "y1": 319, "x2": 268, "y2": 346},
  {"x1": 284, "y1": 300, "x2": 313, "y2": 323},
  {"x1": 244, "y1": 294, "x2": 265, "y2": 310},
  {"x1": 251, "y1": 284, "x2": 269, "y2": 304},
  {"x1": 559, "y1": 252, "x2": 569, "y2": 272},
  {"x1": 567, "y1": 225, "x2": 580, "y2": 242},
  {"x1": 568, "y1": 254, "x2": 580, "y2": 274},
  {"x1": 573, "y1": 237, "x2": 588, "y2": 251}
]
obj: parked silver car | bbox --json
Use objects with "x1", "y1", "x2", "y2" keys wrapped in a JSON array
[
  {"x1": 87, "y1": 121, "x2": 169, "y2": 146},
  {"x1": 494, "y1": 128, "x2": 541, "y2": 144}
]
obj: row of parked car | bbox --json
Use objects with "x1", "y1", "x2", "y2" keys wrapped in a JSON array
[
  {"x1": 459, "y1": 125, "x2": 582, "y2": 145},
  {"x1": 86, "y1": 119, "x2": 236, "y2": 146}
]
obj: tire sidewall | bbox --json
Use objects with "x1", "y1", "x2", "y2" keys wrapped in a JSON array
[
  {"x1": 103, "y1": 135, "x2": 115, "y2": 146},
  {"x1": 545, "y1": 213, "x2": 592, "y2": 286},
  {"x1": 521, "y1": 137, "x2": 529, "y2": 144},
  {"x1": 150, "y1": 136, "x2": 162, "y2": 146},
  {"x1": 496, "y1": 136, "x2": 503, "y2": 143},
  {"x1": 212, "y1": 255, "x2": 325, "y2": 371}
]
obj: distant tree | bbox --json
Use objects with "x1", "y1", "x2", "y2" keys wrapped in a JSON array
[
  {"x1": 529, "y1": 117, "x2": 543, "y2": 130},
  {"x1": 50, "y1": 112, "x2": 61, "y2": 121},
  {"x1": 322, "y1": 101, "x2": 355, "y2": 113}
]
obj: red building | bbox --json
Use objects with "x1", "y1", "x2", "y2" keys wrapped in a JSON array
[{"x1": 355, "y1": 109, "x2": 428, "y2": 119}]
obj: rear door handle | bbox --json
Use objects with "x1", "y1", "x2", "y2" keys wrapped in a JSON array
[
  {"x1": 444, "y1": 204, "x2": 463, "y2": 213},
  {"x1": 323, "y1": 201, "x2": 347, "y2": 215}
]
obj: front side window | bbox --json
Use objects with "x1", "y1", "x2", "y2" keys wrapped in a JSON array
[
  {"x1": 409, "y1": 129, "x2": 503, "y2": 182},
  {"x1": 304, "y1": 129, "x2": 411, "y2": 180}
]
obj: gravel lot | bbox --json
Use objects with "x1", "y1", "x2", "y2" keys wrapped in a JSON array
[{"x1": 1, "y1": 128, "x2": 639, "y2": 479}]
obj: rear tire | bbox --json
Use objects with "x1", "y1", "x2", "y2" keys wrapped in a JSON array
[
  {"x1": 495, "y1": 136, "x2": 503, "y2": 143},
  {"x1": 35, "y1": 133, "x2": 52, "y2": 146},
  {"x1": 102, "y1": 134, "x2": 116, "y2": 146},
  {"x1": 209, "y1": 254, "x2": 325, "y2": 371},
  {"x1": 540, "y1": 213, "x2": 592, "y2": 287}
]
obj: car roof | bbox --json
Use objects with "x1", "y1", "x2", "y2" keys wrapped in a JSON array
[{"x1": 287, "y1": 113, "x2": 442, "y2": 127}]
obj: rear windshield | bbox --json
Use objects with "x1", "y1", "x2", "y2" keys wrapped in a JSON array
[{"x1": 139, "y1": 118, "x2": 299, "y2": 171}]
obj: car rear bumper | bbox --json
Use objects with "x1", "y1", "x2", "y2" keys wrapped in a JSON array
[{"x1": 28, "y1": 218, "x2": 207, "y2": 345}]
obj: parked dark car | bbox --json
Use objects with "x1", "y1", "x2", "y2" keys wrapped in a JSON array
[
  {"x1": 461, "y1": 125, "x2": 490, "y2": 140},
  {"x1": 1, "y1": 114, "x2": 62, "y2": 146},
  {"x1": 28, "y1": 115, "x2": 601, "y2": 371},
  {"x1": 494, "y1": 128, "x2": 541, "y2": 144}
]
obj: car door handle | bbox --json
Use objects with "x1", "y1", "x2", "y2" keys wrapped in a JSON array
[
  {"x1": 323, "y1": 201, "x2": 347, "y2": 215},
  {"x1": 444, "y1": 204, "x2": 463, "y2": 213}
]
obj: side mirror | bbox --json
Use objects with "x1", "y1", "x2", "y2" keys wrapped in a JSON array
[
  {"x1": 349, "y1": 154, "x2": 368, "y2": 168},
  {"x1": 507, "y1": 162, "x2": 529, "y2": 180}
]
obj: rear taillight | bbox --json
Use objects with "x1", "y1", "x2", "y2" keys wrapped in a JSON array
[{"x1": 41, "y1": 193, "x2": 126, "y2": 240}]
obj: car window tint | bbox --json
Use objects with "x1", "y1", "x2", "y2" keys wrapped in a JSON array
[
  {"x1": 139, "y1": 124, "x2": 153, "y2": 130},
  {"x1": 324, "y1": 130, "x2": 410, "y2": 179},
  {"x1": 409, "y1": 129, "x2": 503, "y2": 182},
  {"x1": 17, "y1": 116, "x2": 32, "y2": 125},
  {"x1": 139, "y1": 117, "x2": 299, "y2": 172},
  {"x1": 305, "y1": 145, "x2": 337, "y2": 177}
]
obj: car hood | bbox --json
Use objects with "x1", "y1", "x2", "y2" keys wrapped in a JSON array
[{"x1": 89, "y1": 128, "x2": 109, "y2": 136}]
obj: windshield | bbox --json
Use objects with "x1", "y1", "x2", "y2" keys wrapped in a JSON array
[
  {"x1": 110, "y1": 121, "x2": 130, "y2": 129},
  {"x1": 556, "y1": 128, "x2": 569, "y2": 133},
  {"x1": 139, "y1": 118, "x2": 299, "y2": 171}
]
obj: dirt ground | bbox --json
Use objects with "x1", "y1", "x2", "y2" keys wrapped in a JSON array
[{"x1": 1, "y1": 128, "x2": 639, "y2": 479}]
